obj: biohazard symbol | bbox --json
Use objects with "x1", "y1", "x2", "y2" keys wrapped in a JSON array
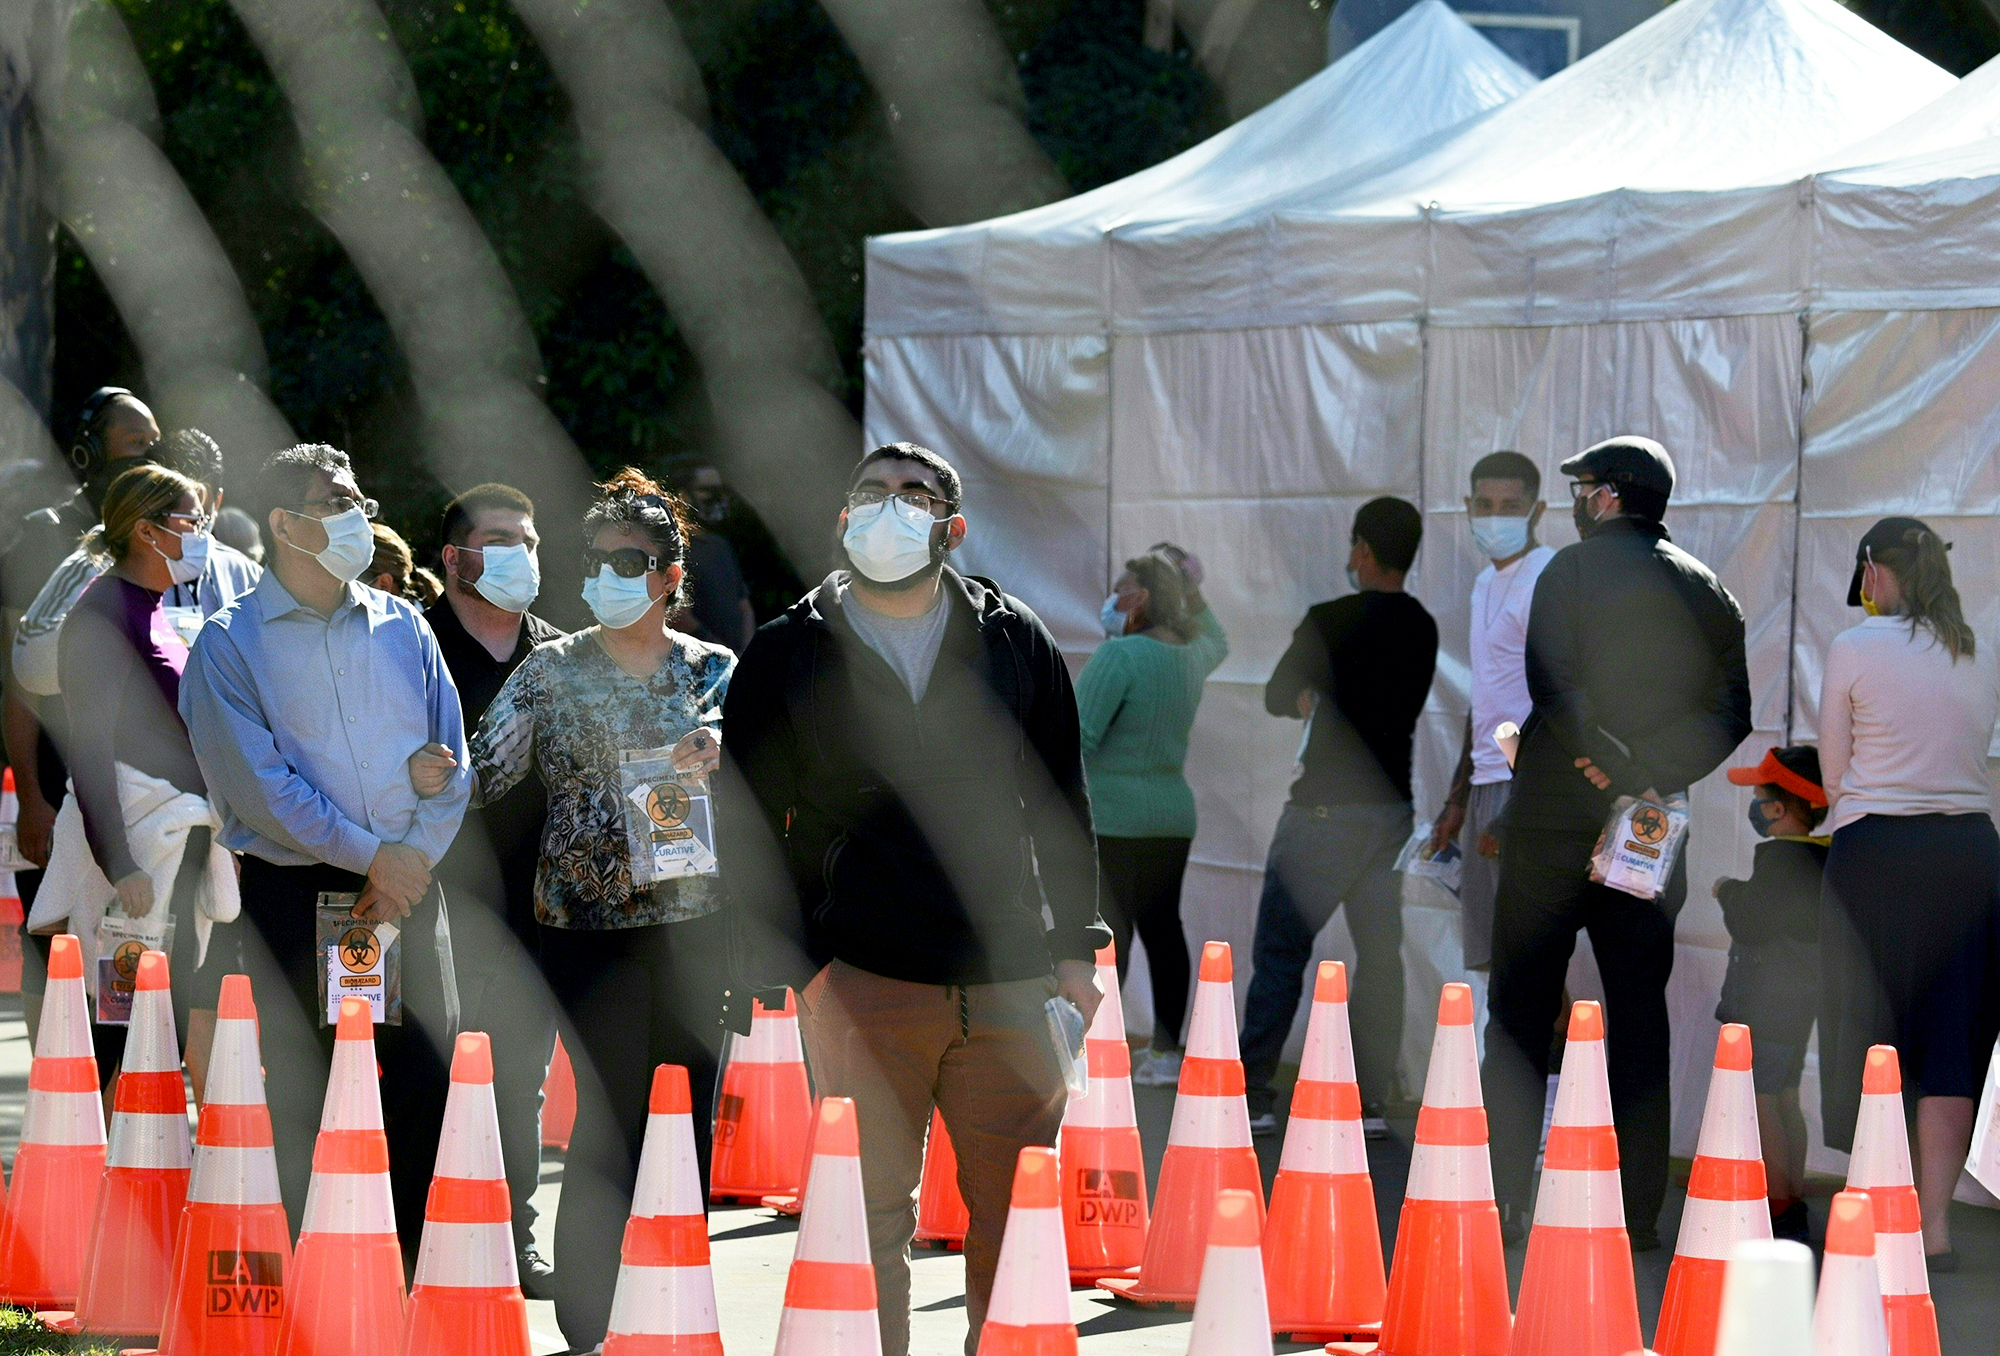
[
  {"x1": 339, "y1": 927, "x2": 380, "y2": 975},
  {"x1": 111, "y1": 940, "x2": 145, "y2": 983},
  {"x1": 1629, "y1": 803, "x2": 1670, "y2": 846},
  {"x1": 646, "y1": 782, "x2": 691, "y2": 830}
]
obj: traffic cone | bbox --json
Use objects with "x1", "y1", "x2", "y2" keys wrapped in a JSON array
[
  {"x1": 404, "y1": 1032, "x2": 531, "y2": 1356},
  {"x1": 1188, "y1": 1189, "x2": 1274, "y2": 1356},
  {"x1": 1098, "y1": 940, "x2": 1261, "y2": 1307},
  {"x1": 541, "y1": 1035, "x2": 576, "y2": 1153},
  {"x1": 761, "y1": 1094, "x2": 822, "y2": 1219},
  {"x1": 277, "y1": 996, "x2": 406, "y2": 1356},
  {"x1": 0, "y1": 933, "x2": 105, "y2": 1308},
  {"x1": 1509, "y1": 1000, "x2": 1642, "y2": 1356},
  {"x1": 1377, "y1": 983, "x2": 1510, "y2": 1356},
  {"x1": 1714, "y1": 1238, "x2": 1813, "y2": 1356},
  {"x1": 71, "y1": 949, "x2": 189, "y2": 1338},
  {"x1": 603, "y1": 1064, "x2": 724, "y2": 1355},
  {"x1": 1264, "y1": 961, "x2": 1383, "y2": 1343},
  {"x1": 711, "y1": 989, "x2": 814, "y2": 1205},
  {"x1": 913, "y1": 1107, "x2": 969, "y2": 1251},
  {"x1": 155, "y1": 973, "x2": 291, "y2": 1356},
  {"x1": 1846, "y1": 1046, "x2": 1939, "y2": 1356},
  {"x1": 977, "y1": 1147, "x2": 1077, "y2": 1355},
  {"x1": 1060, "y1": 941, "x2": 1149, "y2": 1282},
  {"x1": 1655, "y1": 1023, "x2": 1770, "y2": 1356},
  {"x1": 774, "y1": 1096, "x2": 881, "y2": 1356},
  {"x1": 1815, "y1": 1190, "x2": 1891, "y2": 1356}
]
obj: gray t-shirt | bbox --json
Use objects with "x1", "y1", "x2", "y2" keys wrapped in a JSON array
[{"x1": 843, "y1": 581, "x2": 951, "y2": 702}]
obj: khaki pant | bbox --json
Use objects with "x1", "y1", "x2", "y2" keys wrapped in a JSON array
[{"x1": 800, "y1": 960, "x2": 1065, "y2": 1356}]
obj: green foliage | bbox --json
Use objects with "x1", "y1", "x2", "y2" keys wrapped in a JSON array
[
  {"x1": 53, "y1": 0, "x2": 1223, "y2": 574},
  {"x1": 0, "y1": 1309, "x2": 117, "y2": 1354},
  {"x1": 1847, "y1": 0, "x2": 2000, "y2": 75}
]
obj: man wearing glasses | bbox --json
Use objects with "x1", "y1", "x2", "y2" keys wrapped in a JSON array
[
  {"x1": 180, "y1": 443, "x2": 470, "y2": 1268},
  {"x1": 1481, "y1": 435, "x2": 1749, "y2": 1253},
  {"x1": 722, "y1": 442, "x2": 1107, "y2": 1356}
]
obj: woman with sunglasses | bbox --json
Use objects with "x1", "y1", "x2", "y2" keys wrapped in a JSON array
[
  {"x1": 48, "y1": 463, "x2": 241, "y2": 1093},
  {"x1": 467, "y1": 466, "x2": 732, "y2": 1352}
]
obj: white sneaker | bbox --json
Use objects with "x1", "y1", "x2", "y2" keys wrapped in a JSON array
[
  {"x1": 1130, "y1": 1048, "x2": 1182, "y2": 1087},
  {"x1": 1248, "y1": 1111, "x2": 1279, "y2": 1138},
  {"x1": 1362, "y1": 1116, "x2": 1391, "y2": 1140}
]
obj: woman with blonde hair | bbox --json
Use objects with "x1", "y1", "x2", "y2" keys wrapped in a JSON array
[
  {"x1": 51, "y1": 463, "x2": 240, "y2": 1092},
  {"x1": 1819, "y1": 516, "x2": 1999, "y2": 1267}
]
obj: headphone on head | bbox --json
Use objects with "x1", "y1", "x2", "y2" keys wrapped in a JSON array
[{"x1": 67, "y1": 387, "x2": 136, "y2": 474}]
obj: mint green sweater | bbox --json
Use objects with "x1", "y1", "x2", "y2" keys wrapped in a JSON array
[{"x1": 1076, "y1": 606, "x2": 1228, "y2": 840}]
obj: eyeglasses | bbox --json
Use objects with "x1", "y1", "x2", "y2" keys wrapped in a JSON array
[
  {"x1": 297, "y1": 495, "x2": 380, "y2": 520},
  {"x1": 1567, "y1": 479, "x2": 1608, "y2": 503},
  {"x1": 582, "y1": 546, "x2": 660, "y2": 579},
  {"x1": 155, "y1": 509, "x2": 212, "y2": 532},
  {"x1": 846, "y1": 487, "x2": 956, "y2": 518}
]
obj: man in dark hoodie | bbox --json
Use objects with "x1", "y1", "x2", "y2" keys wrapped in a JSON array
[{"x1": 720, "y1": 442, "x2": 1107, "y2": 1356}]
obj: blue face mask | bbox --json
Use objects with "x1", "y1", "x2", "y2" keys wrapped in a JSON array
[
  {"x1": 1100, "y1": 593, "x2": 1126, "y2": 638},
  {"x1": 1747, "y1": 797, "x2": 1782, "y2": 838},
  {"x1": 1345, "y1": 566, "x2": 1362, "y2": 593}
]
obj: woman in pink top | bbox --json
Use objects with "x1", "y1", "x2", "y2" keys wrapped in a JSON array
[{"x1": 1818, "y1": 516, "x2": 1999, "y2": 1266}]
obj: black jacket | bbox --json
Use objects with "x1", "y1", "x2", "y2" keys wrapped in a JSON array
[
  {"x1": 1717, "y1": 837, "x2": 1826, "y2": 947},
  {"x1": 719, "y1": 569, "x2": 1106, "y2": 988},
  {"x1": 1509, "y1": 517, "x2": 1751, "y2": 835}
]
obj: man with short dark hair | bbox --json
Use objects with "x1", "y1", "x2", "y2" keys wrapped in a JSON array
[
  {"x1": 180, "y1": 443, "x2": 470, "y2": 1264},
  {"x1": 1241, "y1": 495, "x2": 1438, "y2": 1138},
  {"x1": 427, "y1": 480, "x2": 562, "y2": 1295},
  {"x1": 667, "y1": 460, "x2": 757, "y2": 653},
  {"x1": 1483, "y1": 435, "x2": 1750, "y2": 1249},
  {"x1": 1432, "y1": 450, "x2": 1553, "y2": 974},
  {"x1": 721, "y1": 441, "x2": 1106, "y2": 1356}
]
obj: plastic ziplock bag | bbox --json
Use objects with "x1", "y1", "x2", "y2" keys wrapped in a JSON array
[
  {"x1": 96, "y1": 913, "x2": 176, "y2": 1025},
  {"x1": 1588, "y1": 794, "x2": 1691, "y2": 900},
  {"x1": 619, "y1": 747, "x2": 718, "y2": 886},
  {"x1": 317, "y1": 894, "x2": 402, "y2": 1026},
  {"x1": 1395, "y1": 821, "x2": 1464, "y2": 896},
  {"x1": 1045, "y1": 995, "x2": 1089, "y2": 1098}
]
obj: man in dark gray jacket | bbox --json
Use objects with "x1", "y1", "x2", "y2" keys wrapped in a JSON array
[{"x1": 1482, "y1": 436, "x2": 1751, "y2": 1250}]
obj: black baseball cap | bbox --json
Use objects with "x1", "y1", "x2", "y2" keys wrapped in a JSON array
[
  {"x1": 1560, "y1": 436, "x2": 1675, "y2": 499},
  {"x1": 1847, "y1": 516, "x2": 1940, "y2": 607}
]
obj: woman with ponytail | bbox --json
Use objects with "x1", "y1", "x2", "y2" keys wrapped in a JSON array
[{"x1": 1819, "y1": 516, "x2": 1999, "y2": 1266}]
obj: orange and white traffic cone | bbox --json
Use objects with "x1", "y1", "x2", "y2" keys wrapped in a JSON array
[
  {"x1": 1847, "y1": 1046, "x2": 1939, "y2": 1356},
  {"x1": 1188, "y1": 1189, "x2": 1273, "y2": 1356},
  {"x1": 1060, "y1": 941, "x2": 1149, "y2": 1282},
  {"x1": 761, "y1": 1094, "x2": 823, "y2": 1219},
  {"x1": 0, "y1": 933, "x2": 104, "y2": 1309},
  {"x1": 70, "y1": 949, "x2": 189, "y2": 1338},
  {"x1": 1816, "y1": 1190, "x2": 1891, "y2": 1356},
  {"x1": 1099, "y1": 940, "x2": 1261, "y2": 1307},
  {"x1": 914, "y1": 1108, "x2": 969, "y2": 1252},
  {"x1": 541, "y1": 1035, "x2": 577, "y2": 1154},
  {"x1": 155, "y1": 973, "x2": 291, "y2": 1356},
  {"x1": 1264, "y1": 960, "x2": 1383, "y2": 1343},
  {"x1": 404, "y1": 1032, "x2": 531, "y2": 1356},
  {"x1": 978, "y1": 1146, "x2": 1077, "y2": 1356},
  {"x1": 603, "y1": 1064, "x2": 723, "y2": 1355},
  {"x1": 277, "y1": 996, "x2": 406, "y2": 1356},
  {"x1": 1509, "y1": 1000, "x2": 1641, "y2": 1356},
  {"x1": 1655, "y1": 1023, "x2": 1770, "y2": 1356},
  {"x1": 774, "y1": 1096, "x2": 880, "y2": 1356},
  {"x1": 712, "y1": 989, "x2": 814, "y2": 1205},
  {"x1": 1378, "y1": 982, "x2": 1510, "y2": 1356}
]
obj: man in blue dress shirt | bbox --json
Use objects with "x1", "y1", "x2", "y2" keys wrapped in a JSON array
[{"x1": 180, "y1": 443, "x2": 470, "y2": 1261}]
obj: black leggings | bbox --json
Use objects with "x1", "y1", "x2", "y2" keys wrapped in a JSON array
[{"x1": 1096, "y1": 835, "x2": 1192, "y2": 1049}]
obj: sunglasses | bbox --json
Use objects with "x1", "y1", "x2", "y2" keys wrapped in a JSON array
[{"x1": 582, "y1": 546, "x2": 660, "y2": 579}]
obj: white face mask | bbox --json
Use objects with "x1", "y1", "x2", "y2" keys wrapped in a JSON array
[
  {"x1": 1469, "y1": 514, "x2": 1532, "y2": 561},
  {"x1": 582, "y1": 567, "x2": 657, "y2": 630},
  {"x1": 843, "y1": 498, "x2": 942, "y2": 585},
  {"x1": 464, "y1": 543, "x2": 540, "y2": 612},
  {"x1": 285, "y1": 506, "x2": 374, "y2": 583},
  {"x1": 154, "y1": 525, "x2": 209, "y2": 586}
]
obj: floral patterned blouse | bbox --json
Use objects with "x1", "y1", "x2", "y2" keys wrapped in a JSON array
[{"x1": 469, "y1": 628, "x2": 734, "y2": 930}]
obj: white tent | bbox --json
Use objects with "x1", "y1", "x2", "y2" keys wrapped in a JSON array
[
  {"x1": 864, "y1": 0, "x2": 1973, "y2": 1162},
  {"x1": 863, "y1": 0, "x2": 1537, "y2": 651}
]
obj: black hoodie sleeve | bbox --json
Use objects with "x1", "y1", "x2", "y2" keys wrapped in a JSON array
[
  {"x1": 716, "y1": 619, "x2": 819, "y2": 994},
  {"x1": 1009, "y1": 602, "x2": 1108, "y2": 966}
]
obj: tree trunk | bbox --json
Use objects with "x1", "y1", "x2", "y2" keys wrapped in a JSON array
[{"x1": 0, "y1": 1, "x2": 56, "y2": 463}]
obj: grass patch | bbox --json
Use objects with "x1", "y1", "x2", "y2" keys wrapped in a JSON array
[{"x1": 0, "y1": 1309, "x2": 120, "y2": 1354}]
